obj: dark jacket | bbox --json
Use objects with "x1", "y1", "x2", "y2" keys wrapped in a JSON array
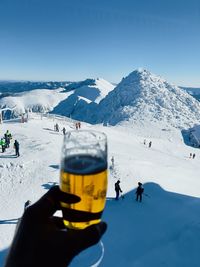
[
  {"x1": 136, "y1": 185, "x2": 144, "y2": 195},
  {"x1": 115, "y1": 181, "x2": 122, "y2": 192},
  {"x1": 14, "y1": 140, "x2": 19, "y2": 149}
]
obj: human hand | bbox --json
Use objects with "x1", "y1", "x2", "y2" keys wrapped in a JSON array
[{"x1": 4, "y1": 186, "x2": 107, "y2": 267}]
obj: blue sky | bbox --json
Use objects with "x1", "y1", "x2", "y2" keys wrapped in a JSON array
[{"x1": 0, "y1": 0, "x2": 200, "y2": 86}]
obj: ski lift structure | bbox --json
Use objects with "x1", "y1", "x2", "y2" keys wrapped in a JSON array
[{"x1": 0, "y1": 106, "x2": 17, "y2": 123}]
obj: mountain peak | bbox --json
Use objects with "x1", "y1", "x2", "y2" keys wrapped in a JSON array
[
  {"x1": 93, "y1": 69, "x2": 200, "y2": 128},
  {"x1": 123, "y1": 68, "x2": 164, "y2": 85}
]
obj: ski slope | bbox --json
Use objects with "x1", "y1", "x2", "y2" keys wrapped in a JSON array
[{"x1": 0, "y1": 114, "x2": 200, "y2": 267}]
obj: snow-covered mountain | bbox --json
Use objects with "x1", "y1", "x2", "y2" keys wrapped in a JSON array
[
  {"x1": 1, "y1": 70, "x2": 200, "y2": 130},
  {"x1": 51, "y1": 78, "x2": 115, "y2": 118},
  {"x1": 0, "y1": 80, "x2": 70, "y2": 93},
  {"x1": 0, "y1": 88, "x2": 70, "y2": 118},
  {"x1": 88, "y1": 69, "x2": 200, "y2": 128},
  {"x1": 0, "y1": 78, "x2": 115, "y2": 120}
]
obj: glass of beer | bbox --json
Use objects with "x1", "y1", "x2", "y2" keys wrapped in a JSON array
[{"x1": 59, "y1": 130, "x2": 107, "y2": 266}]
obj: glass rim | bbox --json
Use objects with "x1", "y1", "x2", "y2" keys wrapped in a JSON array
[{"x1": 64, "y1": 129, "x2": 107, "y2": 140}]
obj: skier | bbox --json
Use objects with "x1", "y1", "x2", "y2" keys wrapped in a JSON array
[
  {"x1": 115, "y1": 180, "x2": 122, "y2": 200},
  {"x1": 189, "y1": 153, "x2": 192, "y2": 158},
  {"x1": 135, "y1": 182, "x2": 144, "y2": 202},
  {"x1": 55, "y1": 123, "x2": 59, "y2": 132},
  {"x1": 144, "y1": 139, "x2": 146, "y2": 145},
  {"x1": 111, "y1": 156, "x2": 115, "y2": 169},
  {"x1": 5, "y1": 130, "x2": 12, "y2": 147},
  {"x1": 4, "y1": 133, "x2": 10, "y2": 148},
  {"x1": 149, "y1": 141, "x2": 152, "y2": 148},
  {"x1": 14, "y1": 139, "x2": 20, "y2": 157},
  {"x1": 62, "y1": 127, "x2": 66, "y2": 135},
  {"x1": 193, "y1": 153, "x2": 196, "y2": 159}
]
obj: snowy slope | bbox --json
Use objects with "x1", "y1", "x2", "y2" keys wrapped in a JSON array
[
  {"x1": 1, "y1": 115, "x2": 200, "y2": 267},
  {"x1": 93, "y1": 69, "x2": 200, "y2": 128}
]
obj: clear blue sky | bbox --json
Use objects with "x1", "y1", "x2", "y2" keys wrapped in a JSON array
[{"x1": 0, "y1": 0, "x2": 200, "y2": 86}]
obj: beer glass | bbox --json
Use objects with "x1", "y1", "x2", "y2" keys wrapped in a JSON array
[{"x1": 59, "y1": 130, "x2": 108, "y2": 266}]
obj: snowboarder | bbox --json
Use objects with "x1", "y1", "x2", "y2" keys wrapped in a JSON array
[
  {"x1": 135, "y1": 182, "x2": 144, "y2": 202},
  {"x1": 148, "y1": 141, "x2": 152, "y2": 148},
  {"x1": 115, "y1": 180, "x2": 122, "y2": 200},
  {"x1": 193, "y1": 153, "x2": 196, "y2": 159},
  {"x1": 14, "y1": 140, "x2": 20, "y2": 157}
]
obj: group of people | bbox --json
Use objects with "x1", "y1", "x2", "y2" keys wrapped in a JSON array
[
  {"x1": 75, "y1": 121, "x2": 81, "y2": 130},
  {"x1": 54, "y1": 121, "x2": 82, "y2": 134},
  {"x1": 114, "y1": 180, "x2": 144, "y2": 202},
  {"x1": 54, "y1": 123, "x2": 67, "y2": 135},
  {"x1": 0, "y1": 130, "x2": 12, "y2": 153},
  {"x1": 144, "y1": 139, "x2": 152, "y2": 148},
  {"x1": 189, "y1": 153, "x2": 196, "y2": 159},
  {"x1": 0, "y1": 129, "x2": 20, "y2": 157},
  {"x1": 54, "y1": 123, "x2": 59, "y2": 132}
]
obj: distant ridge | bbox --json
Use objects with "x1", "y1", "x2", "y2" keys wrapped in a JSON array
[{"x1": 1, "y1": 69, "x2": 200, "y2": 129}]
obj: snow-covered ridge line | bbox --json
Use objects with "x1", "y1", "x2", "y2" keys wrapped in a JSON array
[{"x1": 1, "y1": 69, "x2": 200, "y2": 129}]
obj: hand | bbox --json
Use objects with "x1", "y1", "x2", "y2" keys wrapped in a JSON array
[{"x1": 4, "y1": 186, "x2": 107, "y2": 267}]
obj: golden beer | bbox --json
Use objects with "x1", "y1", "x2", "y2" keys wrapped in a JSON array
[{"x1": 60, "y1": 154, "x2": 107, "y2": 229}]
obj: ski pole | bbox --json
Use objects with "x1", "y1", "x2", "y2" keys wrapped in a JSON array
[{"x1": 121, "y1": 192, "x2": 125, "y2": 199}]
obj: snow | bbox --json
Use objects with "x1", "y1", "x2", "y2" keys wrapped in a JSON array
[
  {"x1": 92, "y1": 69, "x2": 200, "y2": 128},
  {"x1": 91, "y1": 78, "x2": 115, "y2": 104},
  {"x1": 1, "y1": 69, "x2": 200, "y2": 266},
  {"x1": 0, "y1": 88, "x2": 71, "y2": 116},
  {"x1": 1, "y1": 113, "x2": 200, "y2": 267}
]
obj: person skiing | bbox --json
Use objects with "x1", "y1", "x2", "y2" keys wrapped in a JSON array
[
  {"x1": 111, "y1": 156, "x2": 115, "y2": 169},
  {"x1": 148, "y1": 141, "x2": 152, "y2": 148},
  {"x1": 14, "y1": 139, "x2": 20, "y2": 157},
  {"x1": 62, "y1": 127, "x2": 66, "y2": 135},
  {"x1": 5, "y1": 130, "x2": 12, "y2": 148},
  {"x1": 115, "y1": 180, "x2": 122, "y2": 200},
  {"x1": 135, "y1": 182, "x2": 144, "y2": 202},
  {"x1": 193, "y1": 153, "x2": 196, "y2": 159},
  {"x1": 4, "y1": 133, "x2": 10, "y2": 148},
  {"x1": 55, "y1": 123, "x2": 59, "y2": 132}
]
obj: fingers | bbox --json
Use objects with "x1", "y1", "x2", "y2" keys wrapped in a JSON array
[
  {"x1": 50, "y1": 216, "x2": 65, "y2": 229},
  {"x1": 26, "y1": 186, "x2": 80, "y2": 220},
  {"x1": 66, "y1": 222, "x2": 107, "y2": 255}
]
